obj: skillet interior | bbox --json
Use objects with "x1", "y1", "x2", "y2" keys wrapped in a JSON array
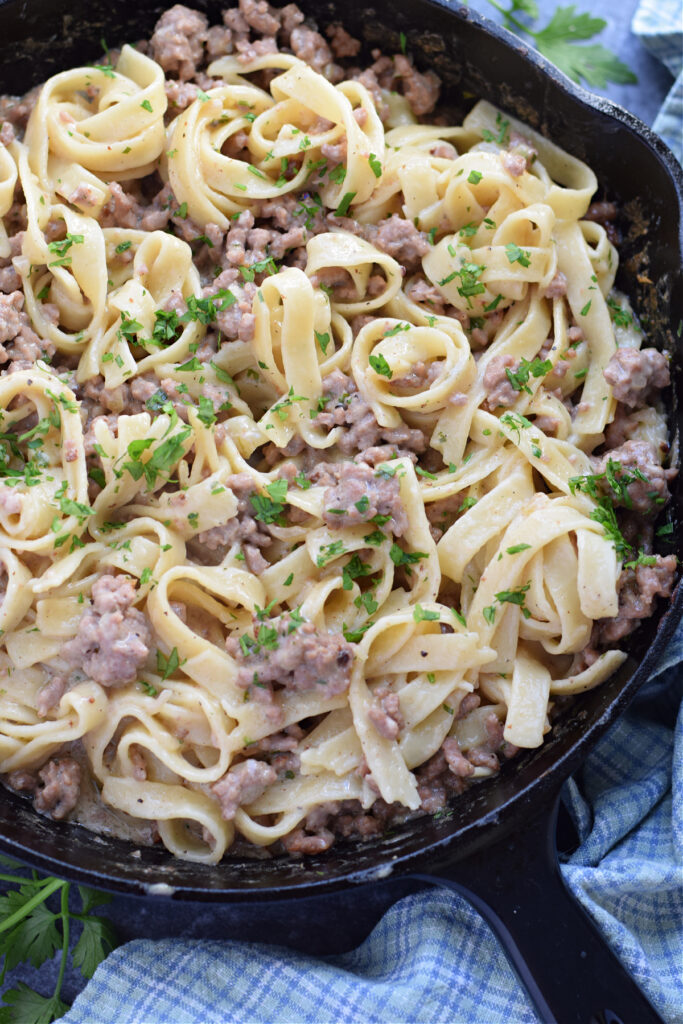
[{"x1": 0, "y1": 0, "x2": 681, "y2": 899}]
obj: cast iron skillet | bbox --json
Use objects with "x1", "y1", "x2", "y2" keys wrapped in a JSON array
[{"x1": 0, "y1": 1, "x2": 682, "y2": 1021}]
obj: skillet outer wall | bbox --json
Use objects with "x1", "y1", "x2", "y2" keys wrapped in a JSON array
[{"x1": 0, "y1": 0, "x2": 681, "y2": 899}]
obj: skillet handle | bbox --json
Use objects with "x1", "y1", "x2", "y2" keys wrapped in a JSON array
[{"x1": 412, "y1": 794, "x2": 664, "y2": 1024}]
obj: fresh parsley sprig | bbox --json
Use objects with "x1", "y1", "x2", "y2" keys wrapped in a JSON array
[
  {"x1": 481, "y1": 1, "x2": 637, "y2": 89},
  {"x1": 0, "y1": 857, "x2": 116, "y2": 1024}
]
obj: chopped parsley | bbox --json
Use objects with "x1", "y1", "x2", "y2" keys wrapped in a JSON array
[
  {"x1": 623, "y1": 550, "x2": 658, "y2": 570},
  {"x1": 156, "y1": 647, "x2": 180, "y2": 681},
  {"x1": 607, "y1": 296, "x2": 632, "y2": 327},
  {"x1": 250, "y1": 479, "x2": 288, "y2": 524},
  {"x1": 413, "y1": 604, "x2": 440, "y2": 622},
  {"x1": 47, "y1": 233, "x2": 84, "y2": 258},
  {"x1": 315, "y1": 330, "x2": 331, "y2": 355},
  {"x1": 504, "y1": 357, "x2": 552, "y2": 393},
  {"x1": 483, "y1": 581, "x2": 532, "y2": 625},
  {"x1": 441, "y1": 262, "x2": 487, "y2": 308},
  {"x1": 334, "y1": 191, "x2": 356, "y2": 217},
  {"x1": 389, "y1": 544, "x2": 428, "y2": 567},
  {"x1": 368, "y1": 153, "x2": 382, "y2": 178},
  {"x1": 505, "y1": 243, "x2": 531, "y2": 267},
  {"x1": 369, "y1": 353, "x2": 392, "y2": 378},
  {"x1": 341, "y1": 553, "x2": 373, "y2": 591}
]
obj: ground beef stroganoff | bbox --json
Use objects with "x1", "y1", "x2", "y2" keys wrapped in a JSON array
[{"x1": 0, "y1": 1, "x2": 676, "y2": 862}]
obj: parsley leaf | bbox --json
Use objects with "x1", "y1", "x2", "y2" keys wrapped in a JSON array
[
  {"x1": 156, "y1": 646, "x2": 180, "y2": 681},
  {"x1": 315, "y1": 330, "x2": 331, "y2": 355},
  {"x1": 341, "y1": 553, "x2": 373, "y2": 591},
  {"x1": 607, "y1": 296, "x2": 632, "y2": 328},
  {"x1": 623, "y1": 549, "x2": 658, "y2": 571},
  {"x1": 72, "y1": 911, "x2": 117, "y2": 979},
  {"x1": 47, "y1": 233, "x2": 83, "y2": 257},
  {"x1": 413, "y1": 604, "x2": 440, "y2": 622},
  {"x1": 250, "y1": 479, "x2": 288, "y2": 524},
  {"x1": 334, "y1": 191, "x2": 356, "y2": 217},
  {"x1": 504, "y1": 356, "x2": 552, "y2": 393},
  {"x1": 369, "y1": 353, "x2": 392, "y2": 378},
  {"x1": 0, "y1": 983, "x2": 68, "y2": 1024},
  {"x1": 491, "y1": 2, "x2": 637, "y2": 88},
  {"x1": 505, "y1": 242, "x2": 531, "y2": 267},
  {"x1": 368, "y1": 153, "x2": 382, "y2": 178},
  {"x1": 389, "y1": 544, "x2": 428, "y2": 567},
  {"x1": 0, "y1": 871, "x2": 115, "y2": 1024}
]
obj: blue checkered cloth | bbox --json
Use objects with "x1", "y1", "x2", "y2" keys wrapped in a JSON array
[
  {"x1": 632, "y1": 0, "x2": 683, "y2": 162},
  {"x1": 58, "y1": 5, "x2": 683, "y2": 1020},
  {"x1": 58, "y1": 635, "x2": 683, "y2": 1024}
]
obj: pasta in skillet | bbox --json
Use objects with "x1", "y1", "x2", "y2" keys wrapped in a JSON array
[{"x1": 0, "y1": 0, "x2": 676, "y2": 862}]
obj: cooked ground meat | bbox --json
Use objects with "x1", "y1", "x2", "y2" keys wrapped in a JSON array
[
  {"x1": 584, "y1": 200, "x2": 616, "y2": 227},
  {"x1": 368, "y1": 214, "x2": 430, "y2": 272},
  {"x1": 583, "y1": 200, "x2": 619, "y2": 244},
  {"x1": 603, "y1": 347, "x2": 670, "y2": 407},
  {"x1": 211, "y1": 758, "x2": 277, "y2": 820},
  {"x1": 226, "y1": 612, "x2": 355, "y2": 699},
  {"x1": 393, "y1": 360, "x2": 443, "y2": 392},
  {"x1": 6, "y1": 768, "x2": 36, "y2": 793},
  {"x1": 149, "y1": 4, "x2": 208, "y2": 80},
  {"x1": 415, "y1": 713, "x2": 517, "y2": 811},
  {"x1": 442, "y1": 736, "x2": 474, "y2": 777},
  {"x1": 280, "y1": 795, "x2": 400, "y2": 855},
  {"x1": 281, "y1": 824, "x2": 335, "y2": 854},
  {"x1": 426, "y1": 492, "x2": 468, "y2": 542},
  {"x1": 61, "y1": 575, "x2": 152, "y2": 687},
  {"x1": 0, "y1": 290, "x2": 55, "y2": 366},
  {"x1": 0, "y1": 290, "x2": 23, "y2": 343},
  {"x1": 483, "y1": 354, "x2": 518, "y2": 409},
  {"x1": 593, "y1": 439, "x2": 676, "y2": 515},
  {"x1": 36, "y1": 674, "x2": 68, "y2": 717},
  {"x1": 594, "y1": 554, "x2": 677, "y2": 645},
  {"x1": 188, "y1": 472, "x2": 271, "y2": 570},
  {"x1": 207, "y1": 270, "x2": 257, "y2": 342},
  {"x1": 310, "y1": 460, "x2": 408, "y2": 535},
  {"x1": 544, "y1": 272, "x2": 567, "y2": 298},
  {"x1": 415, "y1": 747, "x2": 471, "y2": 813},
  {"x1": 393, "y1": 54, "x2": 440, "y2": 116},
  {"x1": 326, "y1": 23, "x2": 361, "y2": 59},
  {"x1": 367, "y1": 687, "x2": 404, "y2": 740},
  {"x1": 290, "y1": 24, "x2": 341, "y2": 80},
  {"x1": 28, "y1": 757, "x2": 82, "y2": 820},
  {"x1": 314, "y1": 369, "x2": 427, "y2": 456}
]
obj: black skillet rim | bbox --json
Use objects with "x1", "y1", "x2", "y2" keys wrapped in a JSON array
[{"x1": 0, "y1": 0, "x2": 682, "y2": 899}]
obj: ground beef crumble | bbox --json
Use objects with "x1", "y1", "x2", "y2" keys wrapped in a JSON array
[
  {"x1": 593, "y1": 554, "x2": 677, "y2": 645},
  {"x1": 7, "y1": 756, "x2": 82, "y2": 820},
  {"x1": 226, "y1": 612, "x2": 355, "y2": 704},
  {"x1": 592, "y1": 440, "x2": 677, "y2": 515},
  {"x1": 603, "y1": 347, "x2": 670, "y2": 408},
  {"x1": 310, "y1": 459, "x2": 408, "y2": 536},
  {"x1": 61, "y1": 575, "x2": 152, "y2": 687}
]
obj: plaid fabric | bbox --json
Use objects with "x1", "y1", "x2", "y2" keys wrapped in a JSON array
[
  {"x1": 632, "y1": 0, "x2": 683, "y2": 162},
  {"x1": 58, "y1": 637, "x2": 683, "y2": 1024}
]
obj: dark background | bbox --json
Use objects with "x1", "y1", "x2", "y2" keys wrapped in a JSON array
[{"x1": 0, "y1": 0, "x2": 678, "y2": 1011}]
